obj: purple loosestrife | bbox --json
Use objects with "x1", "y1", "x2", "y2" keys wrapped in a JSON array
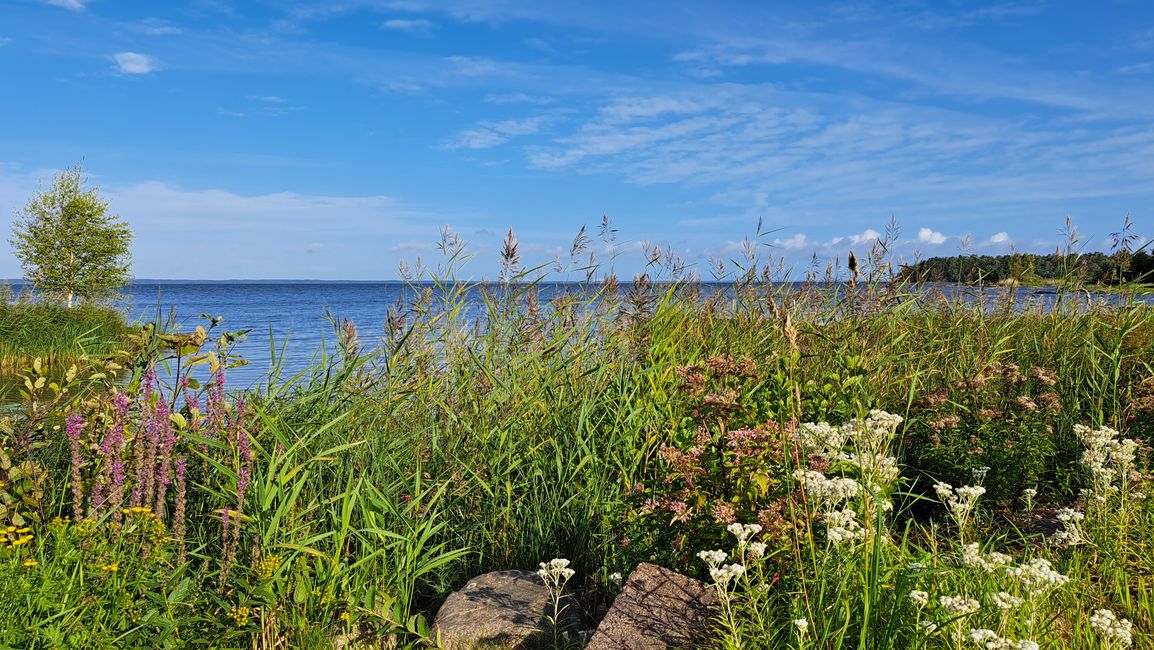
[
  {"x1": 174, "y1": 456, "x2": 188, "y2": 565},
  {"x1": 130, "y1": 366, "x2": 157, "y2": 508},
  {"x1": 152, "y1": 400, "x2": 176, "y2": 519},
  {"x1": 109, "y1": 393, "x2": 129, "y2": 524},
  {"x1": 66, "y1": 412, "x2": 85, "y2": 522}
]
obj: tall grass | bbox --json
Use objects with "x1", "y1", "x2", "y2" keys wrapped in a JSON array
[
  {"x1": 0, "y1": 301, "x2": 129, "y2": 374},
  {"x1": 0, "y1": 226, "x2": 1151, "y2": 648}
]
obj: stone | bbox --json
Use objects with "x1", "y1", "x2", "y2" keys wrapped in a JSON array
[
  {"x1": 433, "y1": 570, "x2": 580, "y2": 649},
  {"x1": 585, "y1": 563, "x2": 719, "y2": 650}
]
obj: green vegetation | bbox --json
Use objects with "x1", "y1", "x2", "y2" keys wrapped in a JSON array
[
  {"x1": 0, "y1": 299, "x2": 129, "y2": 375},
  {"x1": 9, "y1": 164, "x2": 133, "y2": 308},
  {"x1": 0, "y1": 229, "x2": 1151, "y2": 648}
]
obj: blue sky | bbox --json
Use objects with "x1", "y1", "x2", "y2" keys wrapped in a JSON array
[{"x1": 0, "y1": 0, "x2": 1151, "y2": 280}]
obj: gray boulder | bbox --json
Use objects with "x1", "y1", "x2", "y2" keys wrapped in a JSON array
[
  {"x1": 585, "y1": 563, "x2": 719, "y2": 649},
  {"x1": 433, "y1": 570, "x2": 580, "y2": 649}
]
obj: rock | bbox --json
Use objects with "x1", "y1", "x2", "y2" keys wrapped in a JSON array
[
  {"x1": 433, "y1": 570, "x2": 580, "y2": 649},
  {"x1": 585, "y1": 563, "x2": 718, "y2": 650}
]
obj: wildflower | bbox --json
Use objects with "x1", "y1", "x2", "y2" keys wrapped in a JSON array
[
  {"x1": 608, "y1": 572, "x2": 623, "y2": 585},
  {"x1": 340, "y1": 612, "x2": 351, "y2": 622},
  {"x1": 101, "y1": 563, "x2": 119, "y2": 573},
  {"x1": 66, "y1": 412, "x2": 85, "y2": 522},
  {"x1": 708, "y1": 563, "x2": 745, "y2": 588},
  {"x1": 971, "y1": 466, "x2": 991, "y2": 485},
  {"x1": 257, "y1": 555, "x2": 283, "y2": 580},
  {"x1": 825, "y1": 508, "x2": 864, "y2": 544},
  {"x1": 726, "y1": 522, "x2": 762, "y2": 546},
  {"x1": 793, "y1": 618, "x2": 808, "y2": 635},
  {"x1": 697, "y1": 549, "x2": 728, "y2": 569},
  {"x1": 1052, "y1": 508, "x2": 1086, "y2": 547},
  {"x1": 537, "y1": 558, "x2": 576, "y2": 584},
  {"x1": 935, "y1": 482, "x2": 985, "y2": 532},
  {"x1": 22, "y1": 559, "x2": 38, "y2": 569},
  {"x1": 747, "y1": 541, "x2": 767, "y2": 560},
  {"x1": 1007, "y1": 558, "x2": 1069, "y2": 594},
  {"x1": 1020, "y1": 488, "x2": 1037, "y2": 512},
  {"x1": 794, "y1": 470, "x2": 860, "y2": 508},
  {"x1": 939, "y1": 595, "x2": 980, "y2": 616},
  {"x1": 909, "y1": 590, "x2": 929, "y2": 607},
  {"x1": 226, "y1": 606, "x2": 251, "y2": 628},
  {"x1": 989, "y1": 591, "x2": 1024, "y2": 610},
  {"x1": 969, "y1": 629, "x2": 999, "y2": 645},
  {"x1": 920, "y1": 620, "x2": 939, "y2": 636},
  {"x1": 961, "y1": 543, "x2": 1012, "y2": 573},
  {"x1": 1089, "y1": 609, "x2": 1133, "y2": 647}
]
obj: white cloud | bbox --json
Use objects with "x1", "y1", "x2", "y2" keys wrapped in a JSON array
[
  {"x1": 446, "y1": 117, "x2": 552, "y2": 150},
  {"x1": 987, "y1": 231, "x2": 1012, "y2": 245},
  {"x1": 773, "y1": 233, "x2": 809, "y2": 249},
  {"x1": 112, "y1": 52, "x2": 160, "y2": 75},
  {"x1": 918, "y1": 227, "x2": 947, "y2": 244},
  {"x1": 848, "y1": 229, "x2": 881, "y2": 245},
  {"x1": 0, "y1": 37, "x2": 12, "y2": 47},
  {"x1": 253, "y1": 95, "x2": 287, "y2": 104},
  {"x1": 45, "y1": 0, "x2": 87, "y2": 11},
  {"x1": 382, "y1": 18, "x2": 434, "y2": 34}
]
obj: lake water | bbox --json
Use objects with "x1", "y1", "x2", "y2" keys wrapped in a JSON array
[{"x1": 7, "y1": 281, "x2": 1153, "y2": 391}]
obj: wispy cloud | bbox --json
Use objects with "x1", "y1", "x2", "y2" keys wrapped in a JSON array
[
  {"x1": 484, "y1": 92, "x2": 553, "y2": 105},
  {"x1": 382, "y1": 18, "x2": 434, "y2": 35},
  {"x1": 445, "y1": 116, "x2": 553, "y2": 149},
  {"x1": 126, "y1": 19, "x2": 183, "y2": 36},
  {"x1": 112, "y1": 52, "x2": 160, "y2": 75},
  {"x1": 45, "y1": 0, "x2": 87, "y2": 11},
  {"x1": 0, "y1": 37, "x2": 12, "y2": 47}
]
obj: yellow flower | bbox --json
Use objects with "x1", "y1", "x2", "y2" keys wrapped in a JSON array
[
  {"x1": 100, "y1": 563, "x2": 119, "y2": 573},
  {"x1": 340, "y1": 612, "x2": 351, "y2": 622},
  {"x1": 22, "y1": 559, "x2": 38, "y2": 569}
]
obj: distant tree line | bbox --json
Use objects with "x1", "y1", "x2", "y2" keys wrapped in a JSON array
[{"x1": 899, "y1": 250, "x2": 1154, "y2": 285}]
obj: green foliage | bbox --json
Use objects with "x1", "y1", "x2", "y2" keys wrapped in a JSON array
[
  {"x1": 9, "y1": 164, "x2": 133, "y2": 308},
  {"x1": 0, "y1": 302, "x2": 129, "y2": 378}
]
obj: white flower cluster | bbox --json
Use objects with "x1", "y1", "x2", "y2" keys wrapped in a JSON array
[
  {"x1": 939, "y1": 594, "x2": 981, "y2": 616},
  {"x1": 797, "y1": 422, "x2": 852, "y2": 455},
  {"x1": 537, "y1": 558, "x2": 576, "y2": 584},
  {"x1": 797, "y1": 410, "x2": 903, "y2": 458},
  {"x1": 1006, "y1": 558, "x2": 1069, "y2": 594},
  {"x1": 967, "y1": 628, "x2": 1040, "y2": 650},
  {"x1": 909, "y1": 590, "x2": 930, "y2": 607},
  {"x1": 825, "y1": 508, "x2": 865, "y2": 544},
  {"x1": 935, "y1": 481, "x2": 986, "y2": 529},
  {"x1": 1020, "y1": 488, "x2": 1037, "y2": 513},
  {"x1": 1089, "y1": 609, "x2": 1134, "y2": 647},
  {"x1": 793, "y1": 411, "x2": 906, "y2": 546},
  {"x1": 961, "y1": 543, "x2": 1013, "y2": 573},
  {"x1": 1051, "y1": 507, "x2": 1086, "y2": 547},
  {"x1": 709, "y1": 562, "x2": 745, "y2": 587},
  {"x1": 988, "y1": 591, "x2": 1024, "y2": 611},
  {"x1": 794, "y1": 470, "x2": 861, "y2": 509},
  {"x1": 697, "y1": 549, "x2": 728, "y2": 569},
  {"x1": 1075, "y1": 424, "x2": 1140, "y2": 503},
  {"x1": 727, "y1": 522, "x2": 762, "y2": 546}
]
